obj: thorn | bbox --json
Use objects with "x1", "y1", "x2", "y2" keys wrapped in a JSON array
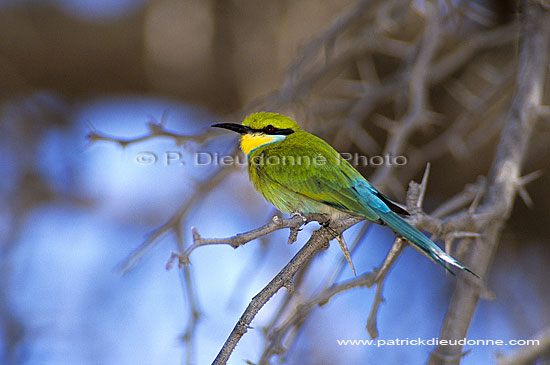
[
  {"x1": 445, "y1": 79, "x2": 479, "y2": 112},
  {"x1": 517, "y1": 186, "x2": 534, "y2": 207},
  {"x1": 191, "y1": 227, "x2": 200, "y2": 242},
  {"x1": 160, "y1": 110, "x2": 169, "y2": 126},
  {"x1": 444, "y1": 231, "x2": 481, "y2": 254},
  {"x1": 471, "y1": 212, "x2": 494, "y2": 220},
  {"x1": 288, "y1": 226, "x2": 300, "y2": 244},
  {"x1": 448, "y1": 231, "x2": 481, "y2": 239},
  {"x1": 85, "y1": 120, "x2": 97, "y2": 132},
  {"x1": 117, "y1": 140, "x2": 130, "y2": 149},
  {"x1": 478, "y1": 283, "x2": 496, "y2": 300},
  {"x1": 146, "y1": 112, "x2": 169, "y2": 134},
  {"x1": 417, "y1": 162, "x2": 431, "y2": 209},
  {"x1": 84, "y1": 122, "x2": 101, "y2": 146},
  {"x1": 283, "y1": 279, "x2": 295, "y2": 293},
  {"x1": 147, "y1": 120, "x2": 164, "y2": 134},
  {"x1": 336, "y1": 234, "x2": 356, "y2": 276},
  {"x1": 372, "y1": 114, "x2": 398, "y2": 132},
  {"x1": 474, "y1": 63, "x2": 501, "y2": 84},
  {"x1": 419, "y1": 110, "x2": 444, "y2": 132},
  {"x1": 180, "y1": 254, "x2": 190, "y2": 267},
  {"x1": 468, "y1": 184, "x2": 485, "y2": 215},
  {"x1": 166, "y1": 252, "x2": 182, "y2": 270},
  {"x1": 516, "y1": 170, "x2": 542, "y2": 207},
  {"x1": 518, "y1": 170, "x2": 542, "y2": 185}
]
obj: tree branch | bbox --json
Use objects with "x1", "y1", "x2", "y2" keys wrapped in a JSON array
[
  {"x1": 86, "y1": 113, "x2": 215, "y2": 147},
  {"x1": 178, "y1": 213, "x2": 330, "y2": 266},
  {"x1": 211, "y1": 215, "x2": 361, "y2": 365},
  {"x1": 429, "y1": 2, "x2": 550, "y2": 363}
]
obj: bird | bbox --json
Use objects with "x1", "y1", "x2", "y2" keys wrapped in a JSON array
[{"x1": 212, "y1": 112, "x2": 478, "y2": 278}]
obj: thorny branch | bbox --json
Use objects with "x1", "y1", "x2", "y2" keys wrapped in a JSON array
[
  {"x1": 429, "y1": 1, "x2": 550, "y2": 364},
  {"x1": 210, "y1": 162, "x2": 480, "y2": 364},
  {"x1": 211, "y1": 215, "x2": 362, "y2": 365},
  {"x1": 178, "y1": 213, "x2": 330, "y2": 266},
  {"x1": 257, "y1": 271, "x2": 380, "y2": 365},
  {"x1": 86, "y1": 112, "x2": 216, "y2": 147},
  {"x1": 118, "y1": 163, "x2": 237, "y2": 273}
]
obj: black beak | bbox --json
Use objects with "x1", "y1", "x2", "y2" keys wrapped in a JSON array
[{"x1": 211, "y1": 123, "x2": 253, "y2": 135}]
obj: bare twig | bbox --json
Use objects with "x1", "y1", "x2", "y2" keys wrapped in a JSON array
[
  {"x1": 87, "y1": 114, "x2": 216, "y2": 147},
  {"x1": 400, "y1": 68, "x2": 515, "y2": 180},
  {"x1": 180, "y1": 213, "x2": 329, "y2": 266},
  {"x1": 370, "y1": 4, "x2": 442, "y2": 184},
  {"x1": 118, "y1": 165, "x2": 236, "y2": 273},
  {"x1": 284, "y1": 0, "x2": 378, "y2": 90},
  {"x1": 367, "y1": 238, "x2": 405, "y2": 338},
  {"x1": 258, "y1": 271, "x2": 378, "y2": 364},
  {"x1": 178, "y1": 265, "x2": 201, "y2": 365},
  {"x1": 430, "y1": 178, "x2": 485, "y2": 219}
]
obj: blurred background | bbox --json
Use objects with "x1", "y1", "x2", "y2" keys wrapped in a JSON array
[{"x1": 1, "y1": 0, "x2": 549, "y2": 364}]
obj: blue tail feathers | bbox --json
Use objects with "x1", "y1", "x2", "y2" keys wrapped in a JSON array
[{"x1": 379, "y1": 210, "x2": 479, "y2": 278}]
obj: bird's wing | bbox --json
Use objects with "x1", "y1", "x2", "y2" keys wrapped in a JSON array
[{"x1": 253, "y1": 139, "x2": 389, "y2": 220}]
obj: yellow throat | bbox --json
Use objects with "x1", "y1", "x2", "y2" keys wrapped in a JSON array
[{"x1": 240, "y1": 133, "x2": 283, "y2": 156}]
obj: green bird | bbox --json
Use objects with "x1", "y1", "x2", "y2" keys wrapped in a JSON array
[{"x1": 212, "y1": 112, "x2": 478, "y2": 277}]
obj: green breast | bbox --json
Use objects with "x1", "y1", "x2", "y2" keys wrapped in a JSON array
[{"x1": 244, "y1": 131, "x2": 367, "y2": 216}]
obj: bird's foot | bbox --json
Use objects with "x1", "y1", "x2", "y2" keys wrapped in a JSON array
[
  {"x1": 288, "y1": 211, "x2": 308, "y2": 244},
  {"x1": 290, "y1": 210, "x2": 307, "y2": 222}
]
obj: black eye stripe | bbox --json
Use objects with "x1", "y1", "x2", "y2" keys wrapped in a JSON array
[{"x1": 253, "y1": 126, "x2": 294, "y2": 135}]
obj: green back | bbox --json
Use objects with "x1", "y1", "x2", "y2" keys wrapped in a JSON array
[{"x1": 247, "y1": 128, "x2": 381, "y2": 221}]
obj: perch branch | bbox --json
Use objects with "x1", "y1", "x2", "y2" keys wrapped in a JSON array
[
  {"x1": 178, "y1": 213, "x2": 330, "y2": 266},
  {"x1": 212, "y1": 215, "x2": 361, "y2": 365}
]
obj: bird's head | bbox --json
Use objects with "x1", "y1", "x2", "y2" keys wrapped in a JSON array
[{"x1": 212, "y1": 112, "x2": 301, "y2": 156}]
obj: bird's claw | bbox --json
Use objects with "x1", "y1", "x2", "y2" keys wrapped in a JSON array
[{"x1": 290, "y1": 211, "x2": 307, "y2": 222}]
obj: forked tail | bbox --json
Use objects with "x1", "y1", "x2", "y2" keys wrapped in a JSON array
[{"x1": 379, "y1": 211, "x2": 479, "y2": 278}]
